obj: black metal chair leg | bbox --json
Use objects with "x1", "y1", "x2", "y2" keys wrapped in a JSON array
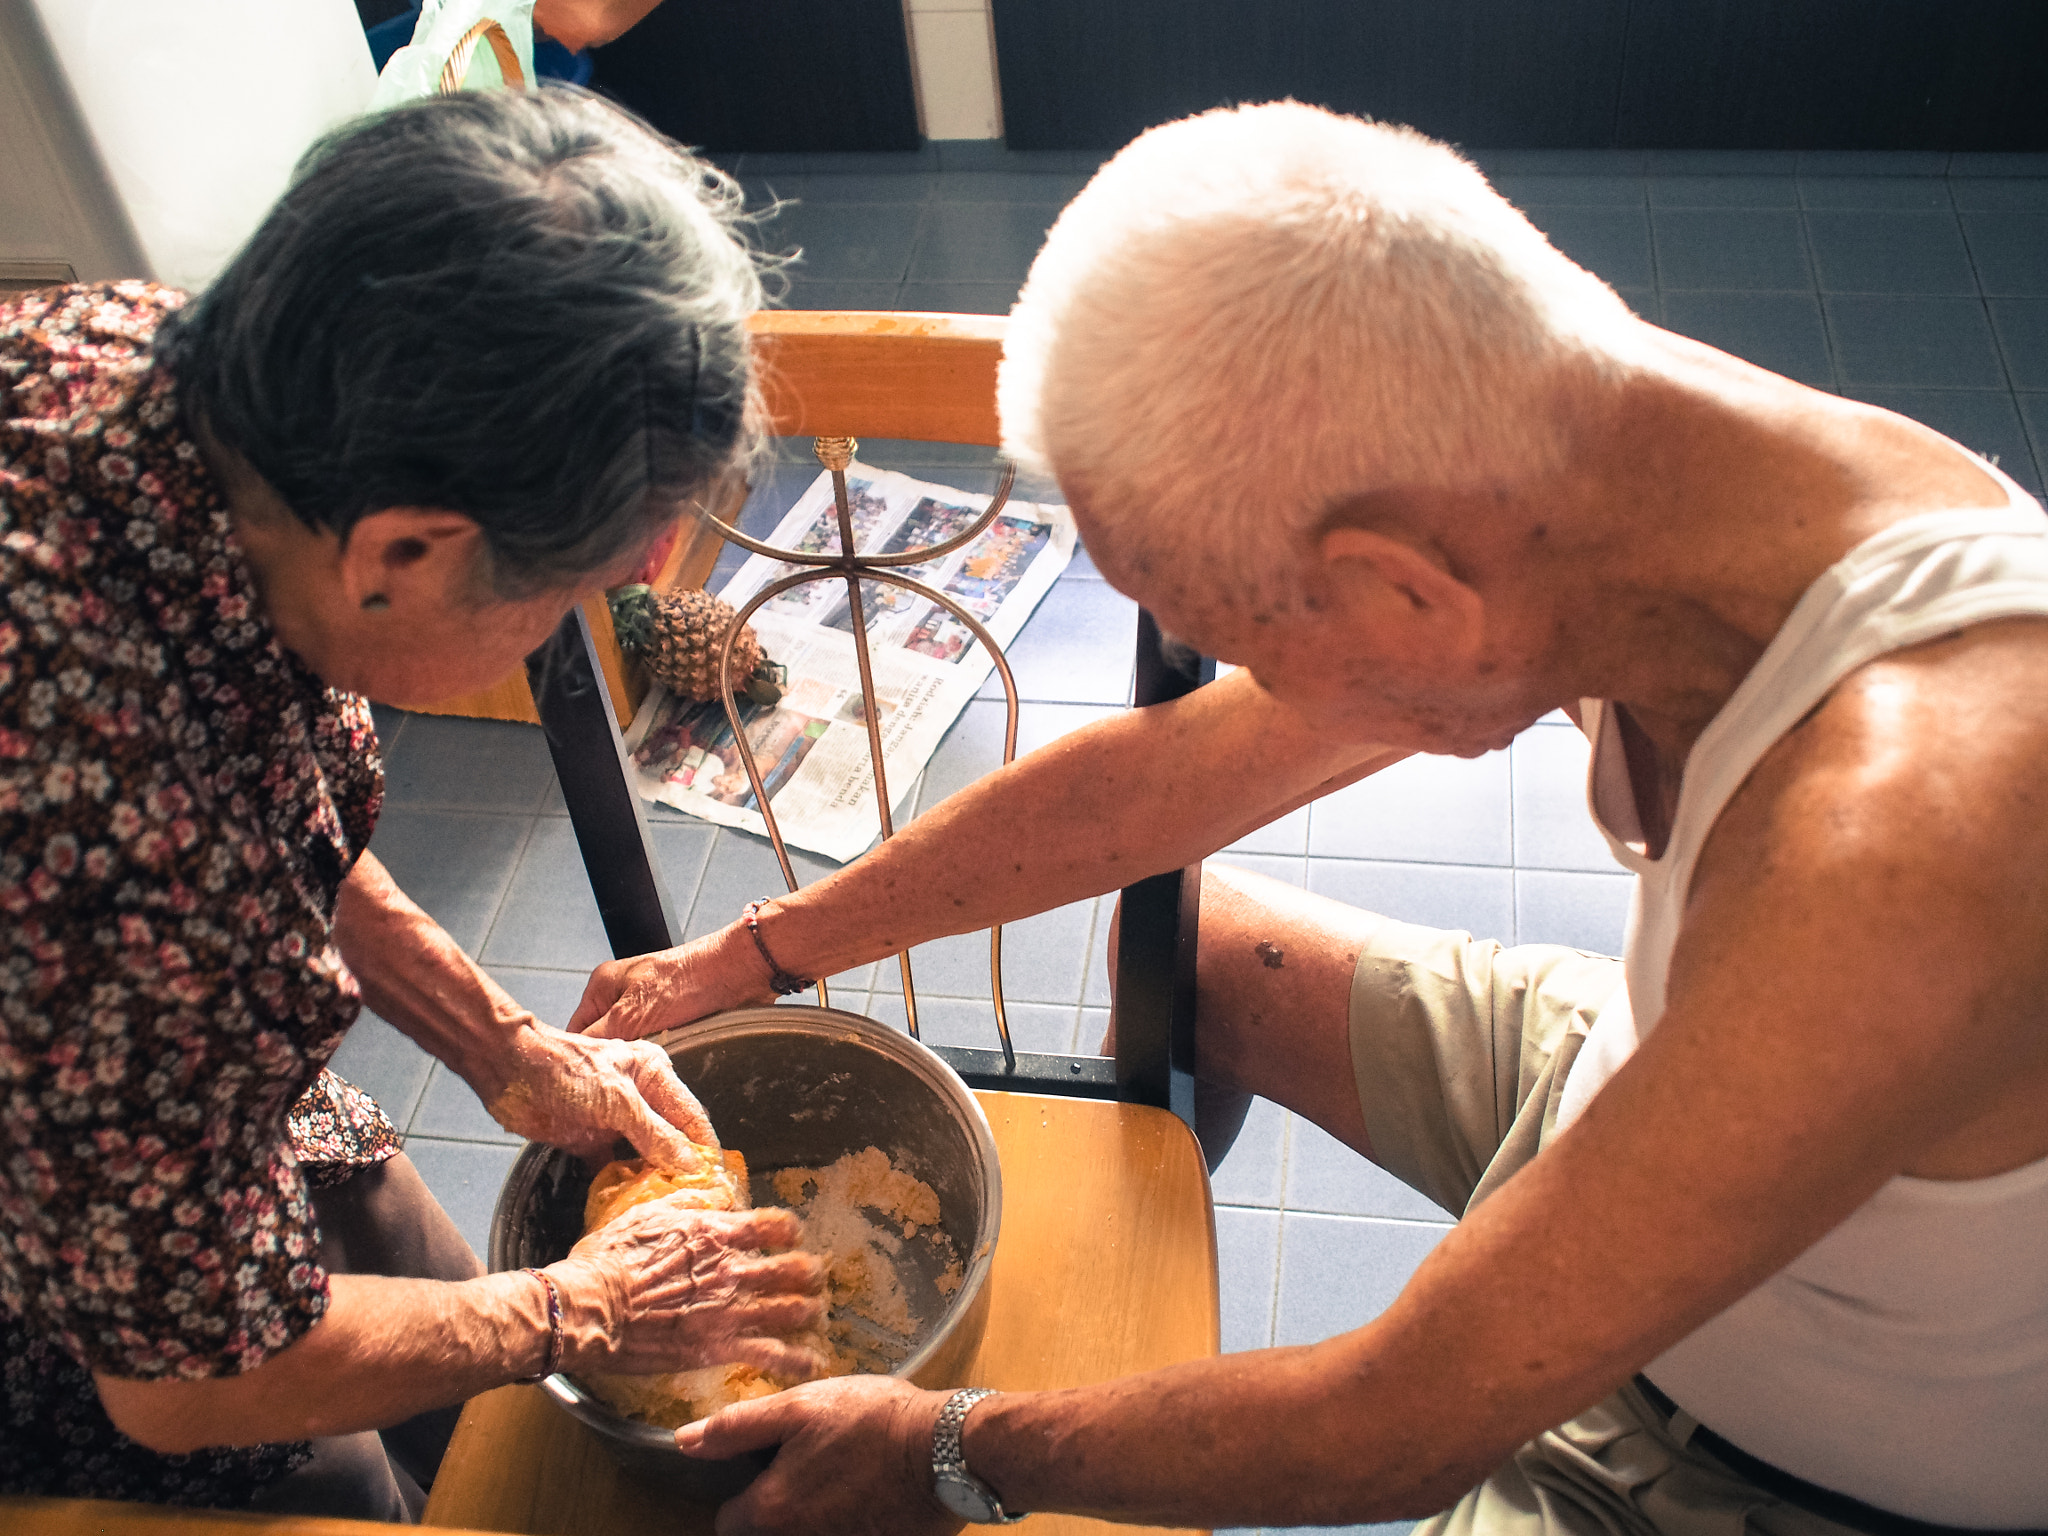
[
  {"x1": 1113, "y1": 610, "x2": 1215, "y2": 1126},
  {"x1": 525, "y1": 606, "x2": 682, "y2": 961}
]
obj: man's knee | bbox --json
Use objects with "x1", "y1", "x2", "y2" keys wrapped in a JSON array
[
  {"x1": 1098, "y1": 864, "x2": 1272, "y2": 1050},
  {"x1": 1098, "y1": 867, "x2": 1334, "y2": 1169}
]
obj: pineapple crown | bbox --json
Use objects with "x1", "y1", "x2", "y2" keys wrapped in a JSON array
[{"x1": 608, "y1": 584, "x2": 660, "y2": 654}]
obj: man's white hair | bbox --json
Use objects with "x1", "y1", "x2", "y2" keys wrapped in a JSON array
[{"x1": 998, "y1": 101, "x2": 1645, "y2": 609}]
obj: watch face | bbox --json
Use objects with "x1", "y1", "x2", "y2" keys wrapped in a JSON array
[{"x1": 933, "y1": 1471, "x2": 998, "y2": 1523}]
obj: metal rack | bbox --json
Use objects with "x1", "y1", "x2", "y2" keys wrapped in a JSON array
[{"x1": 527, "y1": 438, "x2": 1208, "y2": 1120}]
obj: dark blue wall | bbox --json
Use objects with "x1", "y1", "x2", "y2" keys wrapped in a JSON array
[{"x1": 991, "y1": 0, "x2": 2048, "y2": 152}]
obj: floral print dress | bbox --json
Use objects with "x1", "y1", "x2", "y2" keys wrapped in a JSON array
[{"x1": 1, "y1": 284, "x2": 403, "y2": 1505}]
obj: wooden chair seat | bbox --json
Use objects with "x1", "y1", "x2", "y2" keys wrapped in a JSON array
[{"x1": 425, "y1": 1094, "x2": 1215, "y2": 1536}]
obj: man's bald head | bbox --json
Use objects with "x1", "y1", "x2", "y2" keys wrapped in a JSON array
[{"x1": 999, "y1": 101, "x2": 1645, "y2": 620}]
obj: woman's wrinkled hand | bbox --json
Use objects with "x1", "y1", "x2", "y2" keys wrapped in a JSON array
[
  {"x1": 553, "y1": 1198, "x2": 828, "y2": 1381},
  {"x1": 484, "y1": 1021, "x2": 722, "y2": 1172},
  {"x1": 567, "y1": 924, "x2": 773, "y2": 1041},
  {"x1": 676, "y1": 1376, "x2": 964, "y2": 1536}
]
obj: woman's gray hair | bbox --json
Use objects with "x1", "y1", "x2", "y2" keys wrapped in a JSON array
[{"x1": 156, "y1": 86, "x2": 766, "y2": 594}]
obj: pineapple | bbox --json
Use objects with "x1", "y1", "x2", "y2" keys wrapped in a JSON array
[{"x1": 608, "y1": 584, "x2": 783, "y2": 706}]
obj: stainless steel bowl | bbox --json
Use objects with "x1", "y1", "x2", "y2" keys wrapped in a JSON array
[{"x1": 487, "y1": 1005, "x2": 1002, "y2": 1496}]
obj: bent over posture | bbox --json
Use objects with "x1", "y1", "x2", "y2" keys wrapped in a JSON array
[
  {"x1": 577, "y1": 103, "x2": 2048, "y2": 1534},
  {"x1": 0, "y1": 90, "x2": 822, "y2": 1519}
]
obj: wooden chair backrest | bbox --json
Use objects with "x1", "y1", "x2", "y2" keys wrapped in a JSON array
[
  {"x1": 749, "y1": 310, "x2": 1005, "y2": 444},
  {"x1": 742, "y1": 310, "x2": 1201, "y2": 1119}
]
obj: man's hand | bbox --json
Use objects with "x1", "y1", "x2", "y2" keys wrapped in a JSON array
[
  {"x1": 484, "y1": 1021, "x2": 721, "y2": 1171},
  {"x1": 676, "y1": 1376, "x2": 964, "y2": 1536},
  {"x1": 568, "y1": 923, "x2": 772, "y2": 1040}
]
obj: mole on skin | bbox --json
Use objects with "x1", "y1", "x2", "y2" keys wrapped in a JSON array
[{"x1": 1254, "y1": 940, "x2": 1285, "y2": 969}]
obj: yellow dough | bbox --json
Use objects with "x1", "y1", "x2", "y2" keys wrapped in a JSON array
[
  {"x1": 576, "y1": 1150, "x2": 793, "y2": 1428},
  {"x1": 582, "y1": 1148, "x2": 748, "y2": 1230},
  {"x1": 572, "y1": 1146, "x2": 955, "y2": 1429}
]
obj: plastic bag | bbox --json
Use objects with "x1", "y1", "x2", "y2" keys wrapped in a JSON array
[{"x1": 368, "y1": 0, "x2": 537, "y2": 108}]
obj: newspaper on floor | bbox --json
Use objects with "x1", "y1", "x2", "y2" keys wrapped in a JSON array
[{"x1": 621, "y1": 462, "x2": 1076, "y2": 863}]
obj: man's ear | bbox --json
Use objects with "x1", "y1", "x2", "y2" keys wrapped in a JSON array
[
  {"x1": 1317, "y1": 525, "x2": 1484, "y2": 661},
  {"x1": 338, "y1": 509, "x2": 488, "y2": 612}
]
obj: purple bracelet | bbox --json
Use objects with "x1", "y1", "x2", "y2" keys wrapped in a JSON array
[
  {"x1": 518, "y1": 1267, "x2": 563, "y2": 1384},
  {"x1": 742, "y1": 899, "x2": 814, "y2": 995}
]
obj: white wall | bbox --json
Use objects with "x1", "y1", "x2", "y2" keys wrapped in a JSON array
[
  {"x1": 0, "y1": 0, "x2": 148, "y2": 283},
  {"x1": 25, "y1": 0, "x2": 377, "y2": 293},
  {"x1": 903, "y1": 0, "x2": 1002, "y2": 141}
]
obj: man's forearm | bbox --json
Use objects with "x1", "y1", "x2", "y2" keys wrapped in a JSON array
[
  {"x1": 745, "y1": 673, "x2": 1397, "y2": 983},
  {"x1": 573, "y1": 673, "x2": 1400, "y2": 1035},
  {"x1": 956, "y1": 1337, "x2": 1488, "y2": 1528}
]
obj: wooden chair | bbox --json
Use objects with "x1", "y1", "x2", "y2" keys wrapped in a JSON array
[{"x1": 420, "y1": 312, "x2": 1221, "y2": 1536}]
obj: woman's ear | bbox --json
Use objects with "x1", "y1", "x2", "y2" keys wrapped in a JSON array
[
  {"x1": 337, "y1": 509, "x2": 488, "y2": 613},
  {"x1": 1317, "y1": 525, "x2": 1484, "y2": 662}
]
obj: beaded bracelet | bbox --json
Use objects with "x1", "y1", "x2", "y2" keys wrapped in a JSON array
[
  {"x1": 518, "y1": 1267, "x2": 563, "y2": 1384},
  {"x1": 742, "y1": 899, "x2": 815, "y2": 995}
]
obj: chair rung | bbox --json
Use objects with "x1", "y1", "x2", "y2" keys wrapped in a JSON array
[{"x1": 929, "y1": 1046, "x2": 1119, "y2": 1099}]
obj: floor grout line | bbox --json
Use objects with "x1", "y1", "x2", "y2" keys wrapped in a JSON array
[
  {"x1": 401, "y1": 1061, "x2": 437, "y2": 1138},
  {"x1": 470, "y1": 810, "x2": 542, "y2": 970},
  {"x1": 1266, "y1": 1119, "x2": 1293, "y2": 1352}
]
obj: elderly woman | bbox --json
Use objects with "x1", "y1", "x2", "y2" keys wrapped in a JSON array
[{"x1": 0, "y1": 89, "x2": 821, "y2": 1519}]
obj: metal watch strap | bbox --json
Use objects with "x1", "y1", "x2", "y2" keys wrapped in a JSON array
[{"x1": 932, "y1": 1387, "x2": 1024, "y2": 1523}]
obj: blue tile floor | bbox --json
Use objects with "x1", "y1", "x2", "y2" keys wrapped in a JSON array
[{"x1": 339, "y1": 146, "x2": 2048, "y2": 1536}]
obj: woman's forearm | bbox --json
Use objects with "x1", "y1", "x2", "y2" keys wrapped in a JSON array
[
  {"x1": 98, "y1": 1199, "x2": 822, "y2": 1456},
  {"x1": 532, "y1": 0, "x2": 665, "y2": 51},
  {"x1": 332, "y1": 850, "x2": 531, "y2": 1092},
  {"x1": 95, "y1": 1268, "x2": 556, "y2": 1454},
  {"x1": 335, "y1": 851, "x2": 738, "y2": 1168}
]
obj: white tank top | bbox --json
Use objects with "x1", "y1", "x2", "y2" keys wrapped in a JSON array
[{"x1": 1551, "y1": 495, "x2": 2048, "y2": 1526}]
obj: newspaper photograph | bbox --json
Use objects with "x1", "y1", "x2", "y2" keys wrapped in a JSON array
[{"x1": 622, "y1": 463, "x2": 1077, "y2": 862}]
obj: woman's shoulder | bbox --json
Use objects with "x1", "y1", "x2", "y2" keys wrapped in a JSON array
[
  {"x1": 4, "y1": 280, "x2": 195, "y2": 475},
  {"x1": 1, "y1": 279, "x2": 184, "y2": 340},
  {"x1": 1, "y1": 281, "x2": 184, "y2": 392},
  {"x1": 2, "y1": 282, "x2": 219, "y2": 581}
]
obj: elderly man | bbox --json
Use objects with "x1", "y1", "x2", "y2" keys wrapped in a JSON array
[{"x1": 573, "y1": 103, "x2": 2048, "y2": 1534}]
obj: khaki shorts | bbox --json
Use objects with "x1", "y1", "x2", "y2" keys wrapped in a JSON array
[{"x1": 1345, "y1": 916, "x2": 1884, "y2": 1536}]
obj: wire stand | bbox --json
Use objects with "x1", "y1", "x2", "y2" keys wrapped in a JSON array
[{"x1": 703, "y1": 438, "x2": 1028, "y2": 1074}]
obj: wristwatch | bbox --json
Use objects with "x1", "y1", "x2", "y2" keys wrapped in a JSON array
[{"x1": 930, "y1": 1387, "x2": 1026, "y2": 1524}]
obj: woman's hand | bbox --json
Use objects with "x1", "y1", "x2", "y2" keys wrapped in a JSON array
[
  {"x1": 333, "y1": 853, "x2": 724, "y2": 1169},
  {"x1": 567, "y1": 922, "x2": 775, "y2": 1041},
  {"x1": 552, "y1": 1197, "x2": 827, "y2": 1380},
  {"x1": 484, "y1": 1021, "x2": 722, "y2": 1171}
]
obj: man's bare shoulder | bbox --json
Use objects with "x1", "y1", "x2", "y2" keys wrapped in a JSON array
[
  {"x1": 1681, "y1": 614, "x2": 2048, "y2": 1178},
  {"x1": 1746, "y1": 615, "x2": 2048, "y2": 848}
]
